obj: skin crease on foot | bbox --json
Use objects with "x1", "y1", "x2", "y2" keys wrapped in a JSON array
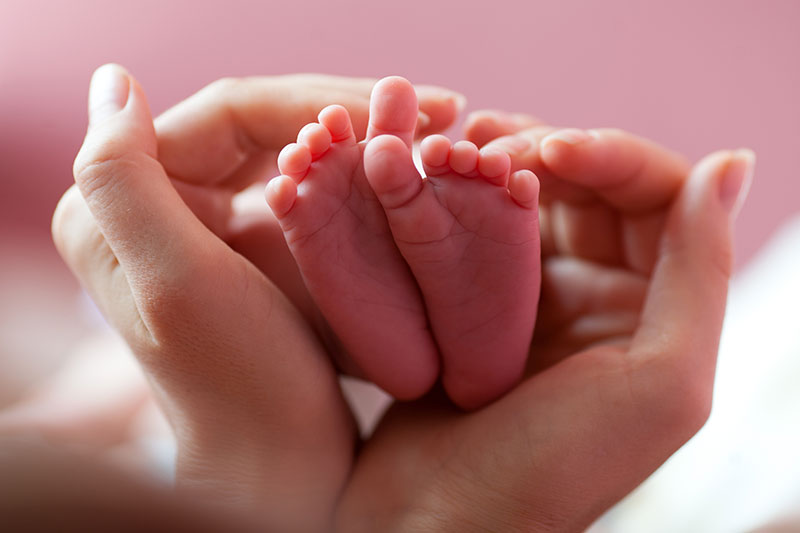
[
  {"x1": 363, "y1": 134, "x2": 541, "y2": 409},
  {"x1": 265, "y1": 78, "x2": 441, "y2": 401},
  {"x1": 52, "y1": 64, "x2": 751, "y2": 531},
  {"x1": 268, "y1": 76, "x2": 542, "y2": 409}
]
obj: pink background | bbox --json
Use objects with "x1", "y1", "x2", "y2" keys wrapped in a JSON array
[
  {"x1": 0, "y1": 2, "x2": 797, "y2": 523},
  {"x1": 1, "y1": 0, "x2": 798, "y2": 265}
]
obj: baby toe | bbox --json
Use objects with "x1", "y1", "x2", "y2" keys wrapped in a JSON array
[
  {"x1": 508, "y1": 169, "x2": 540, "y2": 209},
  {"x1": 277, "y1": 143, "x2": 313, "y2": 181},
  {"x1": 318, "y1": 105, "x2": 355, "y2": 143},
  {"x1": 297, "y1": 123, "x2": 333, "y2": 160},
  {"x1": 420, "y1": 134, "x2": 452, "y2": 176},
  {"x1": 477, "y1": 148, "x2": 511, "y2": 186},
  {"x1": 448, "y1": 140, "x2": 479, "y2": 176}
]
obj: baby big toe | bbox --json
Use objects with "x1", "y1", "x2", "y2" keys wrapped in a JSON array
[{"x1": 363, "y1": 135, "x2": 422, "y2": 210}]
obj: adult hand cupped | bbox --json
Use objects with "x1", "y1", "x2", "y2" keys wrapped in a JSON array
[
  {"x1": 334, "y1": 118, "x2": 753, "y2": 531},
  {"x1": 52, "y1": 65, "x2": 752, "y2": 532},
  {"x1": 52, "y1": 64, "x2": 463, "y2": 532}
]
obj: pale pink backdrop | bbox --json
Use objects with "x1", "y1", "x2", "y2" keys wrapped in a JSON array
[
  {"x1": 2, "y1": 0, "x2": 798, "y2": 266},
  {"x1": 1, "y1": 2, "x2": 798, "y2": 527}
]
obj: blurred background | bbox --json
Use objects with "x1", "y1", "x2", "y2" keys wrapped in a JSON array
[{"x1": 1, "y1": 0, "x2": 798, "y2": 530}]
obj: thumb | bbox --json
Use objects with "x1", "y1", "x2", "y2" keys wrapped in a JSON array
[
  {"x1": 631, "y1": 149, "x2": 755, "y2": 435},
  {"x1": 73, "y1": 65, "x2": 215, "y2": 335}
]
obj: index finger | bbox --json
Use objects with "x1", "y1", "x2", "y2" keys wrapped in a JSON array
[
  {"x1": 539, "y1": 128, "x2": 691, "y2": 212},
  {"x1": 154, "y1": 75, "x2": 465, "y2": 190}
]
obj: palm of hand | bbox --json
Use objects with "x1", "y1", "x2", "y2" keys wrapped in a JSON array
[
  {"x1": 64, "y1": 64, "x2": 736, "y2": 532},
  {"x1": 332, "y1": 124, "x2": 732, "y2": 532},
  {"x1": 333, "y1": 187, "x2": 670, "y2": 533}
]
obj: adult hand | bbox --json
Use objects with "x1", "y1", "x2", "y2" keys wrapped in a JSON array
[
  {"x1": 332, "y1": 114, "x2": 754, "y2": 531},
  {"x1": 53, "y1": 64, "x2": 462, "y2": 531},
  {"x1": 153, "y1": 72, "x2": 464, "y2": 355},
  {"x1": 53, "y1": 65, "x2": 752, "y2": 532},
  {"x1": 44, "y1": 67, "x2": 462, "y2": 462},
  {"x1": 52, "y1": 65, "x2": 420, "y2": 531}
]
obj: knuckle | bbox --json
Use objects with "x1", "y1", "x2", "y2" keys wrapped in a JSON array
[
  {"x1": 632, "y1": 353, "x2": 714, "y2": 437},
  {"x1": 133, "y1": 248, "x2": 230, "y2": 343},
  {"x1": 282, "y1": 73, "x2": 321, "y2": 85},
  {"x1": 708, "y1": 243, "x2": 734, "y2": 280},
  {"x1": 665, "y1": 231, "x2": 733, "y2": 282},
  {"x1": 73, "y1": 148, "x2": 150, "y2": 206},
  {"x1": 600, "y1": 127, "x2": 625, "y2": 138},
  {"x1": 206, "y1": 76, "x2": 243, "y2": 97}
]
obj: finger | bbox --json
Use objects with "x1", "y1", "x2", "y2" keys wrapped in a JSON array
[
  {"x1": 535, "y1": 256, "x2": 647, "y2": 333},
  {"x1": 0, "y1": 337, "x2": 151, "y2": 449},
  {"x1": 482, "y1": 126, "x2": 594, "y2": 205},
  {"x1": 540, "y1": 128, "x2": 691, "y2": 212},
  {"x1": 154, "y1": 75, "x2": 464, "y2": 189},
  {"x1": 463, "y1": 109, "x2": 545, "y2": 147},
  {"x1": 414, "y1": 85, "x2": 465, "y2": 136},
  {"x1": 631, "y1": 149, "x2": 755, "y2": 430},
  {"x1": 51, "y1": 186, "x2": 143, "y2": 340},
  {"x1": 73, "y1": 64, "x2": 218, "y2": 339},
  {"x1": 548, "y1": 200, "x2": 623, "y2": 264},
  {"x1": 301, "y1": 75, "x2": 464, "y2": 139},
  {"x1": 153, "y1": 77, "x2": 369, "y2": 190}
]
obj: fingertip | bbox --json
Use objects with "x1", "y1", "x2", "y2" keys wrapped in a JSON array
[
  {"x1": 721, "y1": 149, "x2": 755, "y2": 218},
  {"x1": 88, "y1": 64, "x2": 131, "y2": 126},
  {"x1": 540, "y1": 128, "x2": 594, "y2": 163},
  {"x1": 464, "y1": 110, "x2": 543, "y2": 148},
  {"x1": 414, "y1": 111, "x2": 431, "y2": 135},
  {"x1": 414, "y1": 85, "x2": 465, "y2": 136},
  {"x1": 691, "y1": 148, "x2": 755, "y2": 219}
]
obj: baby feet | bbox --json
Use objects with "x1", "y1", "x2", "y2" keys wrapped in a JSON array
[
  {"x1": 267, "y1": 76, "x2": 541, "y2": 409},
  {"x1": 364, "y1": 135, "x2": 541, "y2": 409},
  {"x1": 265, "y1": 78, "x2": 439, "y2": 400}
]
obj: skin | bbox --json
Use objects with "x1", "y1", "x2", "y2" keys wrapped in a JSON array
[
  {"x1": 336, "y1": 116, "x2": 755, "y2": 530},
  {"x1": 265, "y1": 80, "x2": 442, "y2": 400},
  {"x1": 266, "y1": 78, "x2": 542, "y2": 408},
  {"x1": 52, "y1": 65, "x2": 463, "y2": 532},
  {"x1": 363, "y1": 132, "x2": 541, "y2": 409},
  {"x1": 45, "y1": 65, "x2": 752, "y2": 531}
]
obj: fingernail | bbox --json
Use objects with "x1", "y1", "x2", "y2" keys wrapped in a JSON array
[
  {"x1": 89, "y1": 64, "x2": 130, "y2": 125},
  {"x1": 718, "y1": 149, "x2": 755, "y2": 216},
  {"x1": 451, "y1": 93, "x2": 467, "y2": 113},
  {"x1": 493, "y1": 135, "x2": 531, "y2": 154},
  {"x1": 543, "y1": 128, "x2": 592, "y2": 146},
  {"x1": 416, "y1": 111, "x2": 432, "y2": 131}
]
